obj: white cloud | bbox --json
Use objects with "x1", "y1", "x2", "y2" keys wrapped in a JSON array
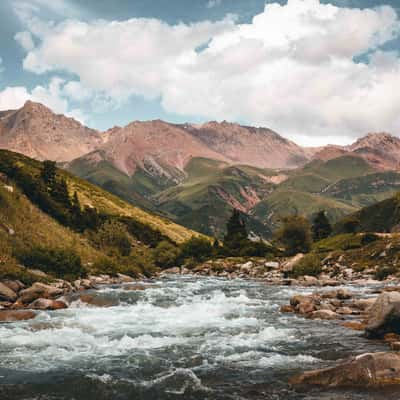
[
  {"x1": 0, "y1": 77, "x2": 87, "y2": 123},
  {"x1": 13, "y1": 0, "x2": 400, "y2": 143},
  {"x1": 207, "y1": 0, "x2": 222, "y2": 9},
  {"x1": 15, "y1": 31, "x2": 35, "y2": 51}
]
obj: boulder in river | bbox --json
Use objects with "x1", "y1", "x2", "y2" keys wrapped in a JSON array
[
  {"x1": 19, "y1": 282, "x2": 64, "y2": 304},
  {"x1": 0, "y1": 309, "x2": 36, "y2": 322},
  {"x1": 29, "y1": 298, "x2": 68, "y2": 310},
  {"x1": 365, "y1": 292, "x2": 400, "y2": 338},
  {"x1": 290, "y1": 352, "x2": 400, "y2": 387},
  {"x1": 0, "y1": 282, "x2": 17, "y2": 302}
]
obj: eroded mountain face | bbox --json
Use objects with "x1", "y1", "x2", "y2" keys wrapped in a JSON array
[
  {"x1": 2, "y1": 101, "x2": 400, "y2": 238},
  {"x1": 0, "y1": 101, "x2": 105, "y2": 162}
]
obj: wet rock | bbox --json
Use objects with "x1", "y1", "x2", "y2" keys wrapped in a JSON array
[
  {"x1": 122, "y1": 284, "x2": 146, "y2": 291},
  {"x1": 351, "y1": 298, "x2": 376, "y2": 312},
  {"x1": 282, "y1": 253, "x2": 304, "y2": 272},
  {"x1": 336, "y1": 307, "x2": 353, "y2": 315},
  {"x1": 2, "y1": 280, "x2": 25, "y2": 293},
  {"x1": 290, "y1": 352, "x2": 400, "y2": 387},
  {"x1": 265, "y1": 261, "x2": 280, "y2": 269},
  {"x1": 310, "y1": 310, "x2": 339, "y2": 320},
  {"x1": 19, "y1": 283, "x2": 63, "y2": 304},
  {"x1": 336, "y1": 288, "x2": 352, "y2": 300},
  {"x1": 365, "y1": 292, "x2": 400, "y2": 338},
  {"x1": 0, "y1": 309, "x2": 36, "y2": 322},
  {"x1": 240, "y1": 261, "x2": 253, "y2": 272},
  {"x1": 117, "y1": 273, "x2": 135, "y2": 282},
  {"x1": 391, "y1": 342, "x2": 400, "y2": 351},
  {"x1": 162, "y1": 267, "x2": 181, "y2": 274},
  {"x1": 280, "y1": 304, "x2": 294, "y2": 313},
  {"x1": 79, "y1": 293, "x2": 119, "y2": 308},
  {"x1": 29, "y1": 298, "x2": 68, "y2": 310},
  {"x1": 0, "y1": 282, "x2": 17, "y2": 302},
  {"x1": 341, "y1": 321, "x2": 366, "y2": 331}
]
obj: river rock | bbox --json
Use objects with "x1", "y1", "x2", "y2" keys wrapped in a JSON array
[
  {"x1": 2, "y1": 280, "x2": 25, "y2": 293},
  {"x1": 265, "y1": 261, "x2": 280, "y2": 269},
  {"x1": 310, "y1": 310, "x2": 339, "y2": 320},
  {"x1": 0, "y1": 282, "x2": 17, "y2": 302},
  {"x1": 282, "y1": 253, "x2": 304, "y2": 272},
  {"x1": 290, "y1": 352, "x2": 400, "y2": 387},
  {"x1": 19, "y1": 283, "x2": 64, "y2": 304},
  {"x1": 0, "y1": 309, "x2": 36, "y2": 322},
  {"x1": 79, "y1": 293, "x2": 119, "y2": 308},
  {"x1": 29, "y1": 298, "x2": 68, "y2": 310},
  {"x1": 365, "y1": 292, "x2": 400, "y2": 338}
]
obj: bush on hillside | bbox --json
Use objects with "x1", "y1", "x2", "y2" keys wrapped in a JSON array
[
  {"x1": 90, "y1": 220, "x2": 132, "y2": 256},
  {"x1": 276, "y1": 215, "x2": 312, "y2": 256},
  {"x1": 312, "y1": 210, "x2": 332, "y2": 241},
  {"x1": 153, "y1": 240, "x2": 180, "y2": 269},
  {"x1": 180, "y1": 236, "x2": 213, "y2": 262},
  {"x1": 14, "y1": 246, "x2": 85, "y2": 279},
  {"x1": 290, "y1": 253, "x2": 322, "y2": 277},
  {"x1": 92, "y1": 256, "x2": 120, "y2": 276},
  {"x1": 361, "y1": 232, "x2": 380, "y2": 246}
]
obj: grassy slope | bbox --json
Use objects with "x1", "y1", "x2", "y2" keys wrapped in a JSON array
[
  {"x1": 0, "y1": 183, "x2": 103, "y2": 274},
  {"x1": 2, "y1": 150, "x2": 200, "y2": 243},
  {"x1": 155, "y1": 157, "x2": 277, "y2": 237}
]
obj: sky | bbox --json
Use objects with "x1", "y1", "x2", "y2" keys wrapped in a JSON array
[{"x1": 0, "y1": 0, "x2": 399, "y2": 146}]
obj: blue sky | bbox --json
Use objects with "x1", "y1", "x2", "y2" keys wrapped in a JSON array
[{"x1": 0, "y1": 0, "x2": 399, "y2": 145}]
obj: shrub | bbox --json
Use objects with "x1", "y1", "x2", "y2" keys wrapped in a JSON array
[
  {"x1": 121, "y1": 247, "x2": 157, "y2": 277},
  {"x1": 92, "y1": 256, "x2": 119, "y2": 276},
  {"x1": 375, "y1": 265, "x2": 398, "y2": 281},
  {"x1": 291, "y1": 253, "x2": 322, "y2": 277},
  {"x1": 14, "y1": 246, "x2": 85, "y2": 279},
  {"x1": 312, "y1": 210, "x2": 332, "y2": 241},
  {"x1": 341, "y1": 215, "x2": 360, "y2": 234},
  {"x1": 361, "y1": 232, "x2": 380, "y2": 246},
  {"x1": 276, "y1": 215, "x2": 312, "y2": 256},
  {"x1": 180, "y1": 236, "x2": 213, "y2": 262},
  {"x1": 91, "y1": 220, "x2": 132, "y2": 256},
  {"x1": 153, "y1": 241, "x2": 180, "y2": 269}
]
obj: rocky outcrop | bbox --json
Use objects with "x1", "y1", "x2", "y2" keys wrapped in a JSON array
[
  {"x1": 290, "y1": 352, "x2": 400, "y2": 387},
  {"x1": 0, "y1": 101, "x2": 105, "y2": 162},
  {"x1": 365, "y1": 292, "x2": 400, "y2": 339}
]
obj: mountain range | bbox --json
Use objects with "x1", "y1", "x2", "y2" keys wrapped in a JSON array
[{"x1": 1, "y1": 100, "x2": 400, "y2": 238}]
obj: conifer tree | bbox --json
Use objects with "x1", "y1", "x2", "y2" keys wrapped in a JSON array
[{"x1": 312, "y1": 210, "x2": 332, "y2": 241}]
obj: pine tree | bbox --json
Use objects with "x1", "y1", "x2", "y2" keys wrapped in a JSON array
[
  {"x1": 40, "y1": 160, "x2": 57, "y2": 189},
  {"x1": 312, "y1": 210, "x2": 332, "y2": 241},
  {"x1": 223, "y1": 209, "x2": 248, "y2": 251},
  {"x1": 52, "y1": 178, "x2": 71, "y2": 207}
]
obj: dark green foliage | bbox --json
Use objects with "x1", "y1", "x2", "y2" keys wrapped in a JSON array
[
  {"x1": 276, "y1": 215, "x2": 312, "y2": 256},
  {"x1": 375, "y1": 265, "x2": 398, "y2": 281},
  {"x1": 15, "y1": 246, "x2": 85, "y2": 279},
  {"x1": 153, "y1": 241, "x2": 180, "y2": 268},
  {"x1": 180, "y1": 236, "x2": 213, "y2": 262},
  {"x1": 40, "y1": 160, "x2": 57, "y2": 188},
  {"x1": 290, "y1": 253, "x2": 322, "y2": 277},
  {"x1": 118, "y1": 216, "x2": 165, "y2": 247},
  {"x1": 91, "y1": 220, "x2": 132, "y2": 256},
  {"x1": 92, "y1": 256, "x2": 119, "y2": 276},
  {"x1": 312, "y1": 210, "x2": 332, "y2": 241},
  {"x1": 361, "y1": 232, "x2": 380, "y2": 246},
  {"x1": 341, "y1": 215, "x2": 360, "y2": 234},
  {"x1": 224, "y1": 209, "x2": 248, "y2": 248}
]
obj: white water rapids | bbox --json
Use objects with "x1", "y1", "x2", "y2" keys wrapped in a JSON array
[{"x1": 0, "y1": 276, "x2": 392, "y2": 399}]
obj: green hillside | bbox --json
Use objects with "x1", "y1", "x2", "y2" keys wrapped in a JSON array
[
  {"x1": 336, "y1": 192, "x2": 400, "y2": 233},
  {"x1": 154, "y1": 158, "x2": 278, "y2": 237},
  {"x1": 3, "y1": 150, "x2": 199, "y2": 243}
]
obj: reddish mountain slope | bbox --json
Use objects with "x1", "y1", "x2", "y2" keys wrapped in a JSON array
[{"x1": 0, "y1": 101, "x2": 105, "y2": 162}]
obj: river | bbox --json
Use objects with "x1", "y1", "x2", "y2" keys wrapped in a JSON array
[{"x1": 0, "y1": 275, "x2": 396, "y2": 399}]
